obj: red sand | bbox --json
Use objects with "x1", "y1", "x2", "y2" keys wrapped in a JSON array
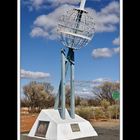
[{"x1": 20, "y1": 114, "x2": 119, "y2": 133}]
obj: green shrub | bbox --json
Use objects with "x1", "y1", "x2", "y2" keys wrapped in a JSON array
[
  {"x1": 76, "y1": 107, "x2": 93, "y2": 120},
  {"x1": 93, "y1": 107, "x2": 106, "y2": 120},
  {"x1": 100, "y1": 99, "x2": 110, "y2": 110},
  {"x1": 107, "y1": 105, "x2": 119, "y2": 119},
  {"x1": 75, "y1": 104, "x2": 120, "y2": 121}
]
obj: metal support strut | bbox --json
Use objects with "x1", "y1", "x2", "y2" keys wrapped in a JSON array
[
  {"x1": 60, "y1": 49, "x2": 66, "y2": 119},
  {"x1": 69, "y1": 49, "x2": 75, "y2": 119},
  {"x1": 54, "y1": 48, "x2": 75, "y2": 119}
]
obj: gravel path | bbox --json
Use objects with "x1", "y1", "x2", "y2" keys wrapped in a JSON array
[{"x1": 93, "y1": 126, "x2": 119, "y2": 140}]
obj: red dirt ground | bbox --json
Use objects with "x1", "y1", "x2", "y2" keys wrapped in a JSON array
[
  {"x1": 20, "y1": 113, "x2": 39, "y2": 133},
  {"x1": 20, "y1": 113, "x2": 119, "y2": 133}
]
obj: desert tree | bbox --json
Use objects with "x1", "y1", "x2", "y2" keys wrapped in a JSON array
[
  {"x1": 92, "y1": 82, "x2": 120, "y2": 104},
  {"x1": 22, "y1": 81, "x2": 54, "y2": 111}
]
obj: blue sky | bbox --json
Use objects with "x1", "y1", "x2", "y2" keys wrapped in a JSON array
[{"x1": 20, "y1": 0, "x2": 120, "y2": 98}]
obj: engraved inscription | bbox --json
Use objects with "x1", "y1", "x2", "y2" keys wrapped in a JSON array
[
  {"x1": 71, "y1": 123, "x2": 80, "y2": 132},
  {"x1": 35, "y1": 121, "x2": 49, "y2": 137}
]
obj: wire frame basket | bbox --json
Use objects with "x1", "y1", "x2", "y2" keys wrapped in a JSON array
[{"x1": 57, "y1": 8, "x2": 95, "y2": 50}]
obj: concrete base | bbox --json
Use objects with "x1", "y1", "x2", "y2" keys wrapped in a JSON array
[{"x1": 27, "y1": 109, "x2": 98, "y2": 140}]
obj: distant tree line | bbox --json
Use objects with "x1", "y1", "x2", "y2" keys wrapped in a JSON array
[
  {"x1": 65, "y1": 81, "x2": 120, "y2": 107},
  {"x1": 21, "y1": 81, "x2": 120, "y2": 113}
]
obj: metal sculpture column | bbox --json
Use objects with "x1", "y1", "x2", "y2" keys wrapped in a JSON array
[
  {"x1": 69, "y1": 49, "x2": 75, "y2": 119},
  {"x1": 27, "y1": 1, "x2": 97, "y2": 139},
  {"x1": 60, "y1": 49, "x2": 66, "y2": 119},
  {"x1": 54, "y1": 0, "x2": 95, "y2": 119},
  {"x1": 54, "y1": 48, "x2": 75, "y2": 119},
  {"x1": 60, "y1": 48, "x2": 75, "y2": 119}
]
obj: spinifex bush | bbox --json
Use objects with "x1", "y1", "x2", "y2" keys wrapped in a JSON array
[
  {"x1": 93, "y1": 107, "x2": 106, "y2": 120},
  {"x1": 76, "y1": 107, "x2": 93, "y2": 121},
  {"x1": 100, "y1": 99, "x2": 110, "y2": 110},
  {"x1": 107, "y1": 105, "x2": 120, "y2": 119},
  {"x1": 75, "y1": 104, "x2": 120, "y2": 120}
]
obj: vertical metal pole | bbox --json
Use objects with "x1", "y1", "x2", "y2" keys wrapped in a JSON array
[
  {"x1": 80, "y1": 0, "x2": 86, "y2": 10},
  {"x1": 54, "y1": 83, "x2": 61, "y2": 110},
  {"x1": 54, "y1": 57, "x2": 69, "y2": 110},
  {"x1": 70, "y1": 49, "x2": 75, "y2": 119},
  {"x1": 61, "y1": 50, "x2": 65, "y2": 119}
]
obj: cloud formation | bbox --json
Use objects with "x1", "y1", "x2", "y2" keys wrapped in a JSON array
[
  {"x1": 30, "y1": 4, "x2": 75, "y2": 40},
  {"x1": 90, "y1": 1, "x2": 120, "y2": 32},
  {"x1": 23, "y1": 0, "x2": 102, "y2": 11},
  {"x1": 30, "y1": 1, "x2": 119, "y2": 40},
  {"x1": 92, "y1": 35, "x2": 120, "y2": 59},
  {"x1": 22, "y1": 0, "x2": 46, "y2": 11},
  {"x1": 92, "y1": 78, "x2": 112, "y2": 84},
  {"x1": 23, "y1": 0, "x2": 80, "y2": 11},
  {"x1": 21, "y1": 69, "x2": 50, "y2": 79},
  {"x1": 92, "y1": 47, "x2": 119, "y2": 58},
  {"x1": 112, "y1": 36, "x2": 120, "y2": 46}
]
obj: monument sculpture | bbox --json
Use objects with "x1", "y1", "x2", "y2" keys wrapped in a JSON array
[{"x1": 25, "y1": 0, "x2": 98, "y2": 139}]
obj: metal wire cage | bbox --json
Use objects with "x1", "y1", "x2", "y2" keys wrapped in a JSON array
[{"x1": 57, "y1": 8, "x2": 95, "y2": 50}]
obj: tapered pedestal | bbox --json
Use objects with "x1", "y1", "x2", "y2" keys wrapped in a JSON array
[{"x1": 24, "y1": 109, "x2": 97, "y2": 140}]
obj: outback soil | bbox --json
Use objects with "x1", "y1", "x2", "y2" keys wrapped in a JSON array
[
  {"x1": 91, "y1": 120, "x2": 120, "y2": 140},
  {"x1": 20, "y1": 114, "x2": 120, "y2": 140}
]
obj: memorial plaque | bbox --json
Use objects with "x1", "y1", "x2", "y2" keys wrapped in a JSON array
[
  {"x1": 35, "y1": 121, "x2": 49, "y2": 137},
  {"x1": 70, "y1": 123, "x2": 80, "y2": 132}
]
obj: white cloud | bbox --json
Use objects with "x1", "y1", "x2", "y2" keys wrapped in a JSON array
[
  {"x1": 92, "y1": 35, "x2": 120, "y2": 59},
  {"x1": 22, "y1": 0, "x2": 46, "y2": 11},
  {"x1": 92, "y1": 78, "x2": 120, "y2": 85},
  {"x1": 23, "y1": 0, "x2": 80, "y2": 11},
  {"x1": 88, "y1": 1, "x2": 120, "y2": 32},
  {"x1": 92, "y1": 47, "x2": 120, "y2": 58},
  {"x1": 30, "y1": 1, "x2": 119, "y2": 40},
  {"x1": 92, "y1": 78, "x2": 112, "y2": 83},
  {"x1": 113, "y1": 47, "x2": 120, "y2": 53},
  {"x1": 51, "y1": 0, "x2": 80, "y2": 7},
  {"x1": 92, "y1": 78, "x2": 112, "y2": 86},
  {"x1": 100, "y1": 1, "x2": 120, "y2": 14},
  {"x1": 30, "y1": 4, "x2": 75, "y2": 40},
  {"x1": 92, "y1": 48, "x2": 113, "y2": 58},
  {"x1": 30, "y1": 27, "x2": 49, "y2": 37},
  {"x1": 23, "y1": 0, "x2": 102, "y2": 11},
  {"x1": 112, "y1": 36, "x2": 120, "y2": 46},
  {"x1": 32, "y1": 0, "x2": 44, "y2": 7},
  {"x1": 21, "y1": 69, "x2": 50, "y2": 79}
]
